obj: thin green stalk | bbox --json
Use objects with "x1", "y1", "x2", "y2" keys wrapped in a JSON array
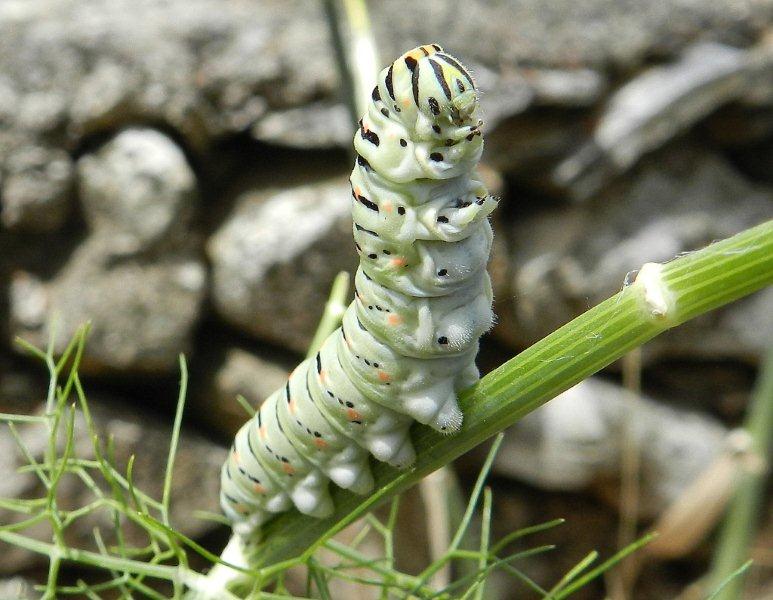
[
  {"x1": 0, "y1": 413, "x2": 49, "y2": 423},
  {"x1": 238, "y1": 220, "x2": 773, "y2": 568},
  {"x1": 472, "y1": 487, "x2": 492, "y2": 600},
  {"x1": 324, "y1": 539, "x2": 432, "y2": 595},
  {"x1": 708, "y1": 344, "x2": 773, "y2": 599},
  {"x1": 339, "y1": 0, "x2": 378, "y2": 118},
  {"x1": 550, "y1": 534, "x2": 656, "y2": 600},
  {"x1": 306, "y1": 271, "x2": 350, "y2": 358},
  {"x1": 488, "y1": 519, "x2": 565, "y2": 557},
  {"x1": 0, "y1": 531, "x2": 177, "y2": 580},
  {"x1": 322, "y1": 0, "x2": 378, "y2": 126},
  {"x1": 435, "y1": 545, "x2": 556, "y2": 598},
  {"x1": 162, "y1": 355, "x2": 188, "y2": 526},
  {"x1": 707, "y1": 560, "x2": 754, "y2": 600},
  {"x1": 545, "y1": 551, "x2": 598, "y2": 598},
  {"x1": 413, "y1": 435, "x2": 504, "y2": 593}
]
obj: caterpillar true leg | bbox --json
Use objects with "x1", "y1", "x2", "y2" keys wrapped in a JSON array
[{"x1": 221, "y1": 44, "x2": 496, "y2": 533}]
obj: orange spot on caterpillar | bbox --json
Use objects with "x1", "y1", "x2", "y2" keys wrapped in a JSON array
[
  {"x1": 347, "y1": 408, "x2": 362, "y2": 422},
  {"x1": 282, "y1": 463, "x2": 295, "y2": 475},
  {"x1": 319, "y1": 370, "x2": 328, "y2": 383},
  {"x1": 314, "y1": 438, "x2": 328, "y2": 450},
  {"x1": 378, "y1": 371, "x2": 391, "y2": 382},
  {"x1": 253, "y1": 483, "x2": 266, "y2": 494},
  {"x1": 354, "y1": 187, "x2": 362, "y2": 198},
  {"x1": 387, "y1": 314, "x2": 402, "y2": 325},
  {"x1": 402, "y1": 97, "x2": 411, "y2": 107},
  {"x1": 289, "y1": 400, "x2": 296, "y2": 415},
  {"x1": 259, "y1": 426, "x2": 267, "y2": 440},
  {"x1": 232, "y1": 451, "x2": 239, "y2": 461},
  {"x1": 390, "y1": 257, "x2": 407, "y2": 267},
  {"x1": 382, "y1": 201, "x2": 393, "y2": 213}
]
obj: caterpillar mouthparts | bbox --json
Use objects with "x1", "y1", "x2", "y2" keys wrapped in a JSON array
[{"x1": 221, "y1": 45, "x2": 496, "y2": 534}]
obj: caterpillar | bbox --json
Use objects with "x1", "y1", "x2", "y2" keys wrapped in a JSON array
[{"x1": 220, "y1": 44, "x2": 497, "y2": 535}]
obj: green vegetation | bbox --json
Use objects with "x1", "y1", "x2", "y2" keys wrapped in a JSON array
[{"x1": 0, "y1": 220, "x2": 770, "y2": 598}]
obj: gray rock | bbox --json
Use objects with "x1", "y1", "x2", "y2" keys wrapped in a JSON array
[
  {"x1": 0, "y1": 357, "x2": 46, "y2": 415},
  {"x1": 0, "y1": 0, "x2": 342, "y2": 154},
  {"x1": 0, "y1": 577, "x2": 35, "y2": 599},
  {"x1": 494, "y1": 377, "x2": 728, "y2": 517},
  {"x1": 251, "y1": 102, "x2": 351, "y2": 148},
  {"x1": 192, "y1": 345, "x2": 295, "y2": 437},
  {"x1": 77, "y1": 128, "x2": 197, "y2": 255},
  {"x1": 1, "y1": 144, "x2": 73, "y2": 231},
  {"x1": 495, "y1": 146, "x2": 773, "y2": 362},
  {"x1": 370, "y1": 1, "x2": 772, "y2": 72},
  {"x1": 484, "y1": 110, "x2": 588, "y2": 190},
  {"x1": 0, "y1": 399, "x2": 226, "y2": 575},
  {"x1": 554, "y1": 41, "x2": 768, "y2": 199},
  {"x1": 0, "y1": 0, "x2": 768, "y2": 168},
  {"x1": 7, "y1": 127, "x2": 204, "y2": 374},
  {"x1": 10, "y1": 238, "x2": 206, "y2": 373},
  {"x1": 208, "y1": 177, "x2": 357, "y2": 353}
]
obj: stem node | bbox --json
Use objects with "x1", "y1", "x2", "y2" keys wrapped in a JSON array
[{"x1": 634, "y1": 262, "x2": 676, "y2": 324}]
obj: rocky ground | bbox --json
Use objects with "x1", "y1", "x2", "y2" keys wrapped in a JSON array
[{"x1": 1, "y1": 1, "x2": 772, "y2": 598}]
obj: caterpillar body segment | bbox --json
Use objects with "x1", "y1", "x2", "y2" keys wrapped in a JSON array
[{"x1": 221, "y1": 44, "x2": 496, "y2": 533}]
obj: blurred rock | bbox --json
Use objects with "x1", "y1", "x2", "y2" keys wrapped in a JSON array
[
  {"x1": 494, "y1": 377, "x2": 728, "y2": 517},
  {"x1": 251, "y1": 102, "x2": 351, "y2": 148},
  {"x1": 0, "y1": 0, "x2": 343, "y2": 155},
  {"x1": 371, "y1": 1, "x2": 771, "y2": 72},
  {"x1": 703, "y1": 105, "x2": 773, "y2": 148},
  {"x1": 0, "y1": 354, "x2": 46, "y2": 414},
  {"x1": 0, "y1": 0, "x2": 768, "y2": 170},
  {"x1": 495, "y1": 146, "x2": 773, "y2": 363},
  {"x1": 191, "y1": 343, "x2": 295, "y2": 437},
  {"x1": 0, "y1": 398, "x2": 226, "y2": 575},
  {"x1": 1, "y1": 144, "x2": 73, "y2": 231},
  {"x1": 10, "y1": 238, "x2": 206, "y2": 373},
  {"x1": 0, "y1": 577, "x2": 35, "y2": 599},
  {"x1": 645, "y1": 360, "x2": 757, "y2": 420},
  {"x1": 554, "y1": 41, "x2": 761, "y2": 199},
  {"x1": 208, "y1": 177, "x2": 356, "y2": 353},
  {"x1": 485, "y1": 110, "x2": 589, "y2": 192},
  {"x1": 77, "y1": 128, "x2": 197, "y2": 255},
  {"x1": 8, "y1": 126, "x2": 205, "y2": 373}
]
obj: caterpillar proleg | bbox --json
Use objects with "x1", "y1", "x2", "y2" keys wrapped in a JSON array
[{"x1": 221, "y1": 44, "x2": 497, "y2": 535}]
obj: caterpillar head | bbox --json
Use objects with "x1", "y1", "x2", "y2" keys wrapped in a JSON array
[
  {"x1": 388, "y1": 44, "x2": 481, "y2": 130},
  {"x1": 357, "y1": 44, "x2": 483, "y2": 182}
]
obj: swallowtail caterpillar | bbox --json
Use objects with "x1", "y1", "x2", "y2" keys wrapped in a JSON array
[{"x1": 221, "y1": 44, "x2": 497, "y2": 534}]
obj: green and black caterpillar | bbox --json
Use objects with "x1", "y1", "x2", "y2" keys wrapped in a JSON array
[{"x1": 221, "y1": 45, "x2": 497, "y2": 534}]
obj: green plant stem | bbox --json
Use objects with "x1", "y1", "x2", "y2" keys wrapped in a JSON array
[
  {"x1": 322, "y1": 0, "x2": 378, "y2": 126},
  {"x1": 0, "y1": 531, "x2": 176, "y2": 581},
  {"x1": 161, "y1": 355, "x2": 188, "y2": 526},
  {"x1": 234, "y1": 220, "x2": 772, "y2": 569},
  {"x1": 340, "y1": 0, "x2": 378, "y2": 118},
  {"x1": 708, "y1": 344, "x2": 773, "y2": 599},
  {"x1": 306, "y1": 271, "x2": 350, "y2": 359}
]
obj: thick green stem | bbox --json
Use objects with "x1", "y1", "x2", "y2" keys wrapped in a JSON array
[
  {"x1": 240, "y1": 219, "x2": 773, "y2": 569},
  {"x1": 708, "y1": 343, "x2": 773, "y2": 599}
]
